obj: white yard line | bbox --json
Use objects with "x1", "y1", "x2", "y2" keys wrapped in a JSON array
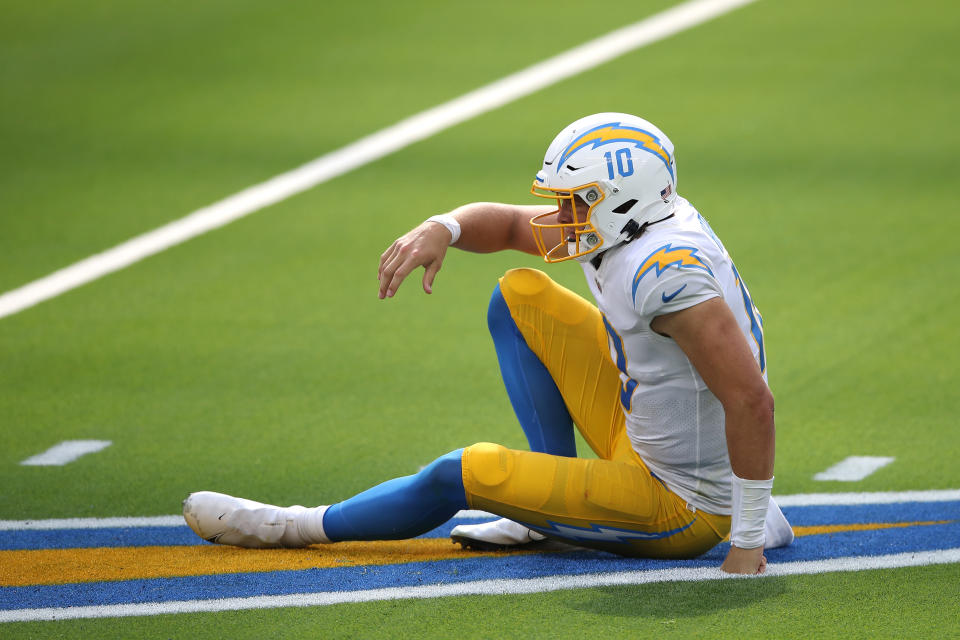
[
  {"x1": 0, "y1": 0, "x2": 759, "y2": 320},
  {"x1": 813, "y1": 456, "x2": 896, "y2": 482},
  {"x1": 19, "y1": 440, "x2": 112, "y2": 467},
  {"x1": 774, "y1": 488, "x2": 960, "y2": 507},
  {"x1": 2, "y1": 488, "x2": 957, "y2": 531},
  {"x1": 1, "y1": 548, "x2": 957, "y2": 623},
  {"x1": 0, "y1": 515, "x2": 183, "y2": 531}
]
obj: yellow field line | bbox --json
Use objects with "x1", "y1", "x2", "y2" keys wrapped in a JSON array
[
  {"x1": 0, "y1": 539, "x2": 527, "y2": 587},
  {"x1": 792, "y1": 520, "x2": 952, "y2": 537}
]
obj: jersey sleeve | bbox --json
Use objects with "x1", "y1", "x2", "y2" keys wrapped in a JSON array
[{"x1": 629, "y1": 244, "x2": 723, "y2": 319}]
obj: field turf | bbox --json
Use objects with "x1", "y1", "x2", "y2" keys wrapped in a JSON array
[{"x1": 1, "y1": 0, "x2": 958, "y2": 637}]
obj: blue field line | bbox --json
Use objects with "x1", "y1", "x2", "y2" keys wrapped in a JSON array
[
  {"x1": 2, "y1": 502, "x2": 957, "y2": 551},
  {"x1": 0, "y1": 518, "x2": 480, "y2": 551},
  {"x1": 0, "y1": 526, "x2": 200, "y2": 551},
  {"x1": 786, "y1": 501, "x2": 960, "y2": 526},
  {"x1": 2, "y1": 518, "x2": 958, "y2": 611}
]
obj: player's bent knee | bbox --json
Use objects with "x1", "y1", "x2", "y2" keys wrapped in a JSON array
[
  {"x1": 462, "y1": 443, "x2": 513, "y2": 488},
  {"x1": 462, "y1": 446, "x2": 558, "y2": 512},
  {"x1": 499, "y1": 268, "x2": 551, "y2": 301},
  {"x1": 499, "y1": 268, "x2": 595, "y2": 327}
]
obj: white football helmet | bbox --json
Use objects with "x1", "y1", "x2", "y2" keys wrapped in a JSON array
[{"x1": 530, "y1": 113, "x2": 678, "y2": 262}]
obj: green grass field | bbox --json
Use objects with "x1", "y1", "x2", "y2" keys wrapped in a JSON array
[{"x1": 2, "y1": 0, "x2": 959, "y2": 637}]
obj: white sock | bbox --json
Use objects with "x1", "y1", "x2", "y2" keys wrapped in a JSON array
[{"x1": 289, "y1": 505, "x2": 331, "y2": 545}]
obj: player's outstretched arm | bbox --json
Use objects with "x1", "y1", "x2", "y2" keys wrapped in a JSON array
[
  {"x1": 377, "y1": 203, "x2": 554, "y2": 299},
  {"x1": 651, "y1": 297, "x2": 775, "y2": 575}
]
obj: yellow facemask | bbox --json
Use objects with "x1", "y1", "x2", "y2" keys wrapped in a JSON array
[{"x1": 528, "y1": 181, "x2": 606, "y2": 263}]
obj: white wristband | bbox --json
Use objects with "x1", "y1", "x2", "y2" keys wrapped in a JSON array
[
  {"x1": 730, "y1": 474, "x2": 773, "y2": 549},
  {"x1": 426, "y1": 214, "x2": 461, "y2": 245}
]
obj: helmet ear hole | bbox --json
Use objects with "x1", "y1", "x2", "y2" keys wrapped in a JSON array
[{"x1": 611, "y1": 199, "x2": 638, "y2": 214}]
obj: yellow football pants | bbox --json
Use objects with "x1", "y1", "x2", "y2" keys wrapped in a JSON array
[{"x1": 461, "y1": 268, "x2": 730, "y2": 558}]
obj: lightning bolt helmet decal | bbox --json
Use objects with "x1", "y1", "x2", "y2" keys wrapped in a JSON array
[{"x1": 557, "y1": 122, "x2": 674, "y2": 180}]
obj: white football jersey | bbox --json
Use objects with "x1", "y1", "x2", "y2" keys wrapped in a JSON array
[{"x1": 580, "y1": 197, "x2": 767, "y2": 514}]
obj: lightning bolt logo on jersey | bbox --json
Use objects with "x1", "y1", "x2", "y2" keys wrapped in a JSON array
[
  {"x1": 631, "y1": 243, "x2": 713, "y2": 302},
  {"x1": 557, "y1": 122, "x2": 675, "y2": 179}
]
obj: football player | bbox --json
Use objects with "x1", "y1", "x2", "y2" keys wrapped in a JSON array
[{"x1": 184, "y1": 113, "x2": 793, "y2": 574}]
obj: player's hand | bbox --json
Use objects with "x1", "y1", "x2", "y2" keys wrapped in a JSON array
[
  {"x1": 378, "y1": 221, "x2": 451, "y2": 299},
  {"x1": 720, "y1": 545, "x2": 767, "y2": 574}
]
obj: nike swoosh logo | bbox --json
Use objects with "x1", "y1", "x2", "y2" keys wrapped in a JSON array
[{"x1": 661, "y1": 284, "x2": 687, "y2": 303}]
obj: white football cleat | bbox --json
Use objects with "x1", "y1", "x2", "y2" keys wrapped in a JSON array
[
  {"x1": 450, "y1": 517, "x2": 548, "y2": 551},
  {"x1": 764, "y1": 497, "x2": 795, "y2": 549},
  {"x1": 182, "y1": 491, "x2": 328, "y2": 548}
]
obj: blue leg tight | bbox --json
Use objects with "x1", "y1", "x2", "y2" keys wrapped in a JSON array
[
  {"x1": 322, "y1": 449, "x2": 467, "y2": 541},
  {"x1": 487, "y1": 284, "x2": 576, "y2": 457}
]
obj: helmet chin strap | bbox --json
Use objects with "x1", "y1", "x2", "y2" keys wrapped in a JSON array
[
  {"x1": 572, "y1": 212, "x2": 677, "y2": 267},
  {"x1": 587, "y1": 212, "x2": 677, "y2": 269},
  {"x1": 621, "y1": 212, "x2": 675, "y2": 244}
]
